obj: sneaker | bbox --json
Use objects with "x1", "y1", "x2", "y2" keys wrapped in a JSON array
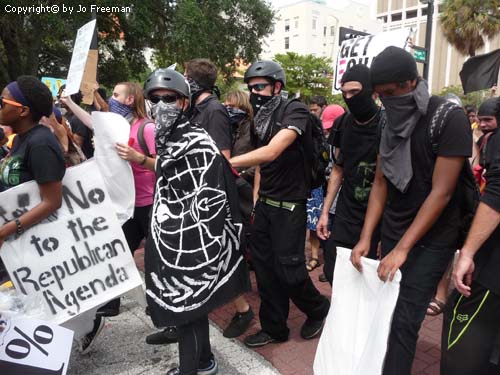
[
  {"x1": 198, "y1": 358, "x2": 218, "y2": 375},
  {"x1": 165, "y1": 368, "x2": 180, "y2": 375},
  {"x1": 244, "y1": 330, "x2": 287, "y2": 348},
  {"x1": 223, "y1": 308, "x2": 254, "y2": 338},
  {"x1": 146, "y1": 326, "x2": 178, "y2": 345},
  {"x1": 80, "y1": 316, "x2": 105, "y2": 354},
  {"x1": 300, "y1": 318, "x2": 325, "y2": 340}
]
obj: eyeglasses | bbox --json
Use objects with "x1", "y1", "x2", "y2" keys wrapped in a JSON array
[
  {"x1": 0, "y1": 96, "x2": 24, "y2": 109},
  {"x1": 247, "y1": 83, "x2": 271, "y2": 92},
  {"x1": 149, "y1": 94, "x2": 179, "y2": 104}
]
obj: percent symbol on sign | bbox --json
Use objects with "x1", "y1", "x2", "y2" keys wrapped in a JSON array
[{"x1": 5, "y1": 325, "x2": 54, "y2": 360}]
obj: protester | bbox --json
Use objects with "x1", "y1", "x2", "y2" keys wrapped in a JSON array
[
  {"x1": 0, "y1": 76, "x2": 65, "y2": 312},
  {"x1": 317, "y1": 64, "x2": 384, "y2": 285},
  {"x1": 185, "y1": 58, "x2": 232, "y2": 159},
  {"x1": 309, "y1": 95, "x2": 328, "y2": 118},
  {"x1": 351, "y1": 47, "x2": 472, "y2": 375},
  {"x1": 441, "y1": 96, "x2": 500, "y2": 375},
  {"x1": 143, "y1": 68, "x2": 248, "y2": 375},
  {"x1": 230, "y1": 60, "x2": 330, "y2": 348},
  {"x1": 222, "y1": 89, "x2": 255, "y2": 339}
]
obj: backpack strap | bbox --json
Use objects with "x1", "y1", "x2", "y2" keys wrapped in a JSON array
[
  {"x1": 274, "y1": 98, "x2": 299, "y2": 129},
  {"x1": 428, "y1": 100, "x2": 460, "y2": 155},
  {"x1": 137, "y1": 119, "x2": 154, "y2": 157}
]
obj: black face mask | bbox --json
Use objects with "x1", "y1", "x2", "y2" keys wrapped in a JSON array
[
  {"x1": 226, "y1": 107, "x2": 247, "y2": 126},
  {"x1": 343, "y1": 90, "x2": 379, "y2": 123},
  {"x1": 250, "y1": 92, "x2": 274, "y2": 115}
]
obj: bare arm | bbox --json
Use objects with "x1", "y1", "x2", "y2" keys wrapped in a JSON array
[
  {"x1": 253, "y1": 166, "x2": 261, "y2": 205},
  {"x1": 60, "y1": 92, "x2": 93, "y2": 130},
  {"x1": 317, "y1": 164, "x2": 343, "y2": 240},
  {"x1": 0, "y1": 181, "x2": 62, "y2": 248},
  {"x1": 221, "y1": 149, "x2": 231, "y2": 160},
  {"x1": 115, "y1": 142, "x2": 156, "y2": 172},
  {"x1": 230, "y1": 129, "x2": 298, "y2": 168}
]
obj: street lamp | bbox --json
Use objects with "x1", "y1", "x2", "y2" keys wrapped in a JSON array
[{"x1": 420, "y1": 0, "x2": 434, "y2": 80}]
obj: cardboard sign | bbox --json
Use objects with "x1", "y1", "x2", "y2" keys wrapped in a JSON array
[
  {"x1": 65, "y1": 20, "x2": 96, "y2": 96},
  {"x1": 0, "y1": 160, "x2": 143, "y2": 324},
  {"x1": 41, "y1": 77, "x2": 67, "y2": 98},
  {"x1": 334, "y1": 29, "x2": 413, "y2": 91},
  {"x1": 0, "y1": 317, "x2": 73, "y2": 375}
]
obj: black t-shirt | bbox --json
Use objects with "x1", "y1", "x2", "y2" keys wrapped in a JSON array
[
  {"x1": 67, "y1": 113, "x2": 94, "y2": 159},
  {"x1": 190, "y1": 95, "x2": 232, "y2": 151},
  {"x1": 0, "y1": 125, "x2": 66, "y2": 189},
  {"x1": 257, "y1": 100, "x2": 310, "y2": 201},
  {"x1": 330, "y1": 111, "x2": 382, "y2": 246},
  {"x1": 382, "y1": 96, "x2": 472, "y2": 249},
  {"x1": 474, "y1": 129, "x2": 500, "y2": 295}
]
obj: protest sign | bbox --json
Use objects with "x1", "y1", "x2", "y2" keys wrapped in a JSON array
[
  {"x1": 0, "y1": 317, "x2": 73, "y2": 375},
  {"x1": 334, "y1": 29, "x2": 413, "y2": 91},
  {"x1": 65, "y1": 19, "x2": 96, "y2": 96},
  {"x1": 41, "y1": 77, "x2": 67, "y2": 98},
  {"x1": 0, "y1": 160, "x2": 143, "y2": 324}
]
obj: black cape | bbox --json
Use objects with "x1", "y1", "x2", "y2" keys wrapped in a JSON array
[{"x1": 145, "y1": 119, "x2": 249, "y2": 326}]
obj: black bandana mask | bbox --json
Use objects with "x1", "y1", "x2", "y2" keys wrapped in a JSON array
[
  {"x1": 153, "y1": 101, "x2": 182, "y2": 157},
  {"x1": 226, "y1": 107, "x2": 247, "y2": 126},
  {"x1": 250, "y1": 92, "x2": 274, "y2": 115},
  {"x1": 341, "y1": 64, "x2": 379, "y2": 123}
]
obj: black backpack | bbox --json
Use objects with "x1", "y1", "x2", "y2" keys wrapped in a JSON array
[
  {"x1": 275, "y1": 99, "x2": 330, "y2": 190},
  {"x1": 137, "y1": 119, "x2": 155, "y2": 157},
  {"x1": 427, "y1": 99, "x2": 480, "y2": 246}
]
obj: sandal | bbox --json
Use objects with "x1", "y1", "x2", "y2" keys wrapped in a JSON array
[
  {"x1": 306, "y1": 258, "x2": 320, "y2": 272},
  {"x1": 426, "y1": 298, "x2": 446, "y2": 316}
]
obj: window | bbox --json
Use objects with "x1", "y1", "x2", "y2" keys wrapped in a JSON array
[
  {"x1": 312, "y1": 18, "x2": 317, "y2": 30},
  {"x1": 422, "y1": 8, "x2": 428, "y2": 16},
  {"x1": 406, "y1": 10, "x2": 417, "y2": 19},
  {"x1": 324, "y1": 26, "x2": 327, "y2": 36},
  {"x1": 391, "y1": 12, "x2": 402, "y2": 22},
  {"x1": 330, "y1": 26, "x2": 335, "y2": 36},
  {"x1": 285, "y1": 37, "x2": 289, "y2": 49},
  {"x1": 285, "y1": 19, "x2": 290, "y2": 32}
]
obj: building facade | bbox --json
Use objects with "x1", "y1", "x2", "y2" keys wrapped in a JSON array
[
  {"x1": 377, "y1": 0, "x2": 500, "y2": 93},
  {"x1": 261, "y1": 0, "x2": 382, "y2": 64}
]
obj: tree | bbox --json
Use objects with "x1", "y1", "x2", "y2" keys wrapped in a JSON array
[
  {"x1": 273, "y1": 52, "x2": 333, "y2": 102},
  {"x1": 440, "y1": 0, "x2": 500, "y2": 56},
  {"x1": 0, "y1": 0, "x2": 273, "y2": 87}
]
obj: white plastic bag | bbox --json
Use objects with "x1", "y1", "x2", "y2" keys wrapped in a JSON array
[{"x1": 314, "y1": 247, "x2": 402, "y2": 375}]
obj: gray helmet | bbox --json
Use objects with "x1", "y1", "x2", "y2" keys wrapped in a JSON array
[
  {"x1": 244, "y1": 60, "x2": 286, "y2": 88},
  {"x1": 144, "y1": 68, "x2": 190, "y2": 99}
]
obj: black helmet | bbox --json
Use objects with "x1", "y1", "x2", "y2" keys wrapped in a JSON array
[
  {"x1": 144, "y1": 69, "x2": 190, "y2": 99},
  {"x1": 244, "y1": 60, "x2": 286, "y2": 88}
]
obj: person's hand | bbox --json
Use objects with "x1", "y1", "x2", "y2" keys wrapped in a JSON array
[
  {"x1": 115, "y1": 142, "x2": 143, "y2": 163},
  {"x1": 58, "y1": 89, "x2": 73, "y2": 106},
  {"x1": 453, "y1": 251, "x2": 475, "y2": 297},
  {"x1": 377, "y1": 247, "x2": 407, "y2": 282},
  {"x1": 316, "y1": 213, "x2": 330, "y2": 240},
  {"x1": 93, "y1": 82, "x2": 100, "y2": 91},
  {"x1": 491, "y1": 85, "x2": 497, "y2": 97},
  {"x1": 351, "y1": 238, "x2": 371, "y2": 272}
]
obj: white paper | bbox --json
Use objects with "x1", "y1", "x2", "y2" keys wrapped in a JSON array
[{"x1": 314, "y1": 247, "x2": 401, "y2": 375}]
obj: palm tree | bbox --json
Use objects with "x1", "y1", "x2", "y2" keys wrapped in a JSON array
[{"x1": 440, "y1": 0, "x2": 500, "y2": 56}]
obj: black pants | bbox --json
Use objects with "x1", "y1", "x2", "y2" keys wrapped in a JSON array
[
  {"x1": 250, "y1": 201, "x2": 330, "y2": 340},
  {"x1": 177, "y1": 315, "x2": 213, "y2": 375},
  {"x1": 382, "y1": 239, "x2": 454, "y2": 375},
  {"x1": 102, "y1": 204, "x2": 152, "y2": 312},
  {"x1": 441, "y1": 281, "x2": 500, "y2": 375}
]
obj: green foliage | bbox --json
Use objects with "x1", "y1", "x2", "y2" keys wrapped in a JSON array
[
  {"x1": 273, "y1": 52, "x2": 333, "y2": 102},
  {"x1": 436, "y1": 85, "x2": 492, "y2": 108},
  {"x1": 0, "y1": 0, "x2": 273, "y2": 88},
  {"x1": 440, "y1": 0, "x2": 500, "y2": 56}
]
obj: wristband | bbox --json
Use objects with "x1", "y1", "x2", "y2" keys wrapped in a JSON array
[
  {"x1": 140, "y1": 155, "x2": 148, "y2": 165},
  {"x1": 15, "y1": 218, "x2": 24, "y2": 235}
]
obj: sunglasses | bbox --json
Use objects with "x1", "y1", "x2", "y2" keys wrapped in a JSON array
[
  {"x1": 247, "y1": 83, "x2": 271, "y2": 92},
  {"x1": 0, "y1": 96, "x2": 24, "y2": 109},
  {"x1": 149, "y1": 94, "x2": 179, "y2": 104}
]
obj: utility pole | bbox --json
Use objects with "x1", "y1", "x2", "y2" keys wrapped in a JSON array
[{"x1": 421, "y1": 0, "x2": 434, "y2": 80}]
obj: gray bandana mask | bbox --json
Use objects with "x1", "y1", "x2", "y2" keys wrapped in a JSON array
[
  {"x1": 379, "y1": 80, "x2": 430, "y2": 193},
  {"x1": 153, "y1": 101, "x2": 182, "y2": 157}
]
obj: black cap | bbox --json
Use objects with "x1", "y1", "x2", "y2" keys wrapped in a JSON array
[{"x1": 370, "y1": 46, "x2": 418, "y2": 86}]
